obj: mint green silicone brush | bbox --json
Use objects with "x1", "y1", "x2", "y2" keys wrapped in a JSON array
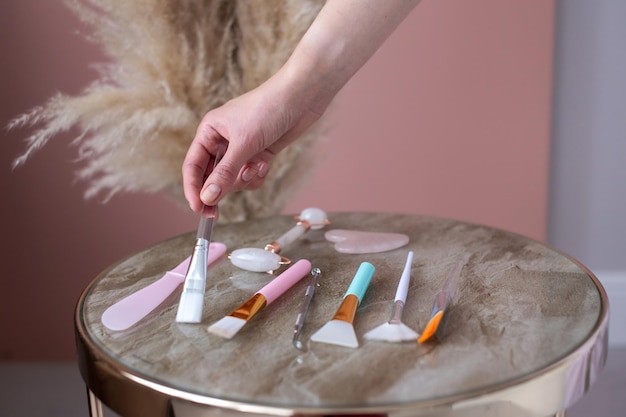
[{"x1": 310, "y1": 262, "x2": 375, "y2": 348}]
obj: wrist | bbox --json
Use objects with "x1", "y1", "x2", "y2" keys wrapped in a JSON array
[{"x1": 276, "y1": 41, "x2": 347, "y2": 119}]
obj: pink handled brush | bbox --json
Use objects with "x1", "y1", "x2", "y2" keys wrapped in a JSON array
[
  {"x1": 101, "y1": 242, "x2": 227, "y2": 331},
  {"x1": 208, "y1": 259, "x2": 312, "y2": 339},
  {"x1": 310, "y1": 262, "x2": 375, "y2": 348},
  {"x1": 364, "y1": 251, "x2": 419, "y2": 342}
]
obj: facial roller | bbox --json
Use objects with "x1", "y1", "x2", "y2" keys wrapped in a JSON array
[{"x1": 229, "y1": 207, "x2": 329, "y2": 273}]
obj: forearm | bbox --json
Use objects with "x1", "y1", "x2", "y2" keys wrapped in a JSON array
[
  {"x1": 278, "y1": 0, "x2": 421, "y2": 115},
  {"x1": 184, "y1": 1, "x2": 421, "y2": 210}
]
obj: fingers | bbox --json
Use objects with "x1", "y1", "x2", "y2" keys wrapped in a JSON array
[
  {"x1": 240, "y1": 162, "x2": 259, "y2": 183},
  {"x1": 198, "y1": 148, "x2": 239, "y2": 206},
  {"x1": 182, "y1": 139, "x2": 213, "y2": 212},
  {"x1": 184, "y1": 124, "x2": 273, "y2": 211},
  {"x1": 182, "y1": 123, "x2": 233, "y2": 211},
  {"x1": 200, "y1": 154, "x2": 272, "y2": 206},
  {"x1": 239, "y1": 160, "x2": 270, "y2": 190}
]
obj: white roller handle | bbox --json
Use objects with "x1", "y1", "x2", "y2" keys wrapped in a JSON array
[
  {"x1": 274, "y1": 223, "x2": 308, "y2": 249},
  {"x1": 394, "y1": 251, "x2": 414, "y2": 303}
]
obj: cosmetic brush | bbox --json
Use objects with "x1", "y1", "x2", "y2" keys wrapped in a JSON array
[
  {"x1": 176, "y1": 143, "x2": 226, "y2": 323},
  {"x1": 418, "y1": 254, "x2": 470, "y2": 343},
  {"x1": 310, "y1": 262, "x2": 375, "y2": 348},
  {"x1": 208, "y1": 259, "x2": 312, "y2": 339},
  {"x1": 101, "y1": 242, "x2": 227, "y2": 331},
  {"x1": 364, "y1": 251, "x2": 419, "y2": 342},
  {"x1": 293, "y1": 267, "x2": 321, "y2": 350}
]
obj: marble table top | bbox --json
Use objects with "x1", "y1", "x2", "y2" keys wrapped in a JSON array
[{"x1": 76, "y1": 212, "x2": 608, "y2": 416}]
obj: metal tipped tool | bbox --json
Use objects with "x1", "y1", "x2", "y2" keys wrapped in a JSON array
[{"x1": 293, "y1": 268, "x2": 321, "y2": 350}]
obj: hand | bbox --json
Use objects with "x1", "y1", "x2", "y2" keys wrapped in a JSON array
[
  {"x1": 182, "y1": 74, "x2": 323, "y2": 212},
  {"x1": 182, "y1": 0, "x2": 420, "y2": 213}
]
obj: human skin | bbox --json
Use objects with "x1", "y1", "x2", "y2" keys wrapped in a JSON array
[{"x1": 182, "y1": 0, "x2": 422, "y2": 212}]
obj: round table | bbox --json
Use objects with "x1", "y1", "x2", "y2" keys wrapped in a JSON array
[{"x1": 75, "y1": 213, "x2": 608, "y2": 417}]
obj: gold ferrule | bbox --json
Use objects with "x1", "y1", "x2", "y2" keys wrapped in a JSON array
[
  {"x1": 389, "y1": 300, "x2": 405, "y2": 325},
  {"x1": 296, "y1": 220, "x2": 311, "y2": 231},
  {"x1": 230, "y1": 293, "x2": 267, "y2": 321},
  {"x1": 265, "y1": 242, "x2": 281, "y2": 254},
  {"x1": 331, "y1": 294, "x2": 359, "y2": 324}
]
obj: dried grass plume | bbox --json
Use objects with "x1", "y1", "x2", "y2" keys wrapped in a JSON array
[{"x1": 10, "y1": 0, "x2": 325, "y2": 222}]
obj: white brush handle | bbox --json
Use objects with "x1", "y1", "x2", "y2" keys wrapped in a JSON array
[
  {"x1": 274, "y1": 223, "x2": 307, "y2": 249},
  {"x1": 394, "y1": 251, "x2": 414, "y2": 303},
  {"x1": 271, "y1": 208, "x2": 328, "y2": 250}
]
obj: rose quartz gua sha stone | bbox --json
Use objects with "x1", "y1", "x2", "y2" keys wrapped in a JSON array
[{"x1": 324, "y1": 229, "x2": 409, "y2": 254}]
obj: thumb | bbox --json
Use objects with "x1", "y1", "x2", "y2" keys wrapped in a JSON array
[{"x1": 199, "y1": 143, "x2": 249, "y2": 206}]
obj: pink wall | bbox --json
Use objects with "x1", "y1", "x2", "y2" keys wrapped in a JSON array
[
  {"x1": 286, "y1": 0, "x2": 554, "y2": 239},
  {"x1": 1, "y1": 0, "x2": 554, "y2": 361}
]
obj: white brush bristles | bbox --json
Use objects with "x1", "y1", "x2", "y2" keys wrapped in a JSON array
[
  {"x1": 363, "y1": 322, "x2": 419, "y2": 343},
  {"x1": 310, "y1": 320, "x2": 359, "y2": 348},
  {"x1": 175, "y1": 291, "x2": 204, "y2": 324},
  {"x1": 9, "y1": 0, "x2": 327, "y2": 222},
  {"x1": 207, "y1": 316, "x2": 247, "y2": 339}
]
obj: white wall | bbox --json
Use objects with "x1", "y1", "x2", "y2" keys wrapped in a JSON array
[{"x1": 549, "y1": 0, "x2": 626, "y2": 346}]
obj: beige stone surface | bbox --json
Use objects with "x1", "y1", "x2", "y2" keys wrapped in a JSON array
[{"x1": 79, "y1": 213, "x2": 604, "y2": 410}]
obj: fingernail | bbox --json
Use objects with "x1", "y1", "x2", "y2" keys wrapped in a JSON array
[
  {"x1": 241, "y1": 166, "x2": 257, "y2": 182},
  {"x1": 257, "y1": 161, "x2": 269, "y2": 178},
  {"x1": 201, "y1": 183, "x2": 221, "y2": 205}
]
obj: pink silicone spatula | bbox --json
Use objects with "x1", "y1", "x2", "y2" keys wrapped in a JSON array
[{"x1": 101, "y1": 242, "x2": 227, "y2": 331}]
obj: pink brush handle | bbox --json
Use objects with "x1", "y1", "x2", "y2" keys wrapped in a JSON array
[
  {"x1": 101, "y1": 242, "x2": 227, "y2": 331},
  {"x1": 258, "y1": 259, "x2": 311, "y2": 304}
]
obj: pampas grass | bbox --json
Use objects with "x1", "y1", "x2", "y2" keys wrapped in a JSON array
[{"x1": 10, "y1": 0, "x2": 325, "y2": 222}]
